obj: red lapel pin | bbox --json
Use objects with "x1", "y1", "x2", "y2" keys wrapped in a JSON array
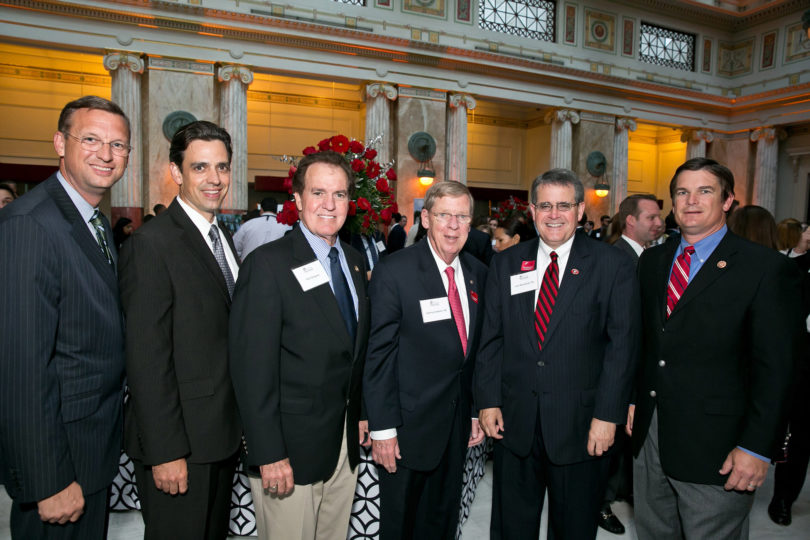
[
  {"x1": 470, "y1": 291, "x2": 479, "y2": 303},
  {"x1": 571, "y1": 268, "x2": 580, "y2": 275},
  {"x1": 521, "y1": 260, "x2": 535, "y2": 271}
]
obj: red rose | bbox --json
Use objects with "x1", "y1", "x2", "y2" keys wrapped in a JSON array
[
  {"x1": 331, "y1": 135, "x2": 350, "y2": 153},
  {"x1": 364, "y1": 148, "x2": 377, "y2": 160},
  {"x1": 276, "y1": 200, "x2": 299, "y2": 225},
  {"x1": 351, "y1": 159, "x2": 365, "y2": 173},
  {"x1": 385, "y1": 168, "x2": 397, "y2": 181},
  {"x1": 365, "y1": 161, "x2": 380, "y2": 178},
  {"x1": 348, "y1": 201, "x2": 357, "y2": 216},
  {"x1": 391, "y1": 202, "x2": 399, "y2": 214},
  {"x1": 381, "y1": 207, "x2": 392, "y2": 224},
  {"x1": 356, "y1": 197, "x2": 371, "y2": 211},
  {"x1": 370, "y1": 209, "x2": 378, "y2": 221},
  {"x1": 376, "y1": 178, "x2": 389, "y2": 193},
  {"x1": 317, "y1": 138, "x2": 330, "y2": 151},
  {"x1": 302, "y1": 146, "x2": 317, "y2": 156},
  {"x1": 362, "y1": 214, "x2": 371, "y2": 228},
  {"x1": 282, "y1": 177, "x2": 293, "y2": 193},
  {"x1": 349, "y1": 140, "x2": 364, "y2": 154}
]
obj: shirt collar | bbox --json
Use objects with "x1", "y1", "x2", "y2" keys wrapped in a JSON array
[
  {"x1": 536, "y1": 232, "x2": 575, "y2": 260},
  {"x1": 57, "y1": 170, "x2": 96, "y2": 223},
  {"x1": 621, "y1": 234, "x2": 645, "y2": 257},
  {"x1": 175, "y1": 195, "x2": 217, "y2": 239},
  {"x1": 299, "y1": 221, "x2": 345, "y2": 263},
  {"x1": 680, "y1": 224, "x2": 727, "y2": 262},
  {"x1": 427, "y1": 237, "x2": 460, "y2": 274}
]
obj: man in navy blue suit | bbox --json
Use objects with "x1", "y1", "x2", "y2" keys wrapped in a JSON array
[{"x1": 0, "y1": 96, "x2": 129, "y2": 539}]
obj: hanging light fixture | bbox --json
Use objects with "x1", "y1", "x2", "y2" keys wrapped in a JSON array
[
  {"x1": 408, "y1": 132, "x2": 437, "y2": 187},
  {"x1": 594, "y1": 181, "x2": 610, "y2": 198},
  {"x1": 587, "y1": 150, "x2": 609, "y2": 197}
]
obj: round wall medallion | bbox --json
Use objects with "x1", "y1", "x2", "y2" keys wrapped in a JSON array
[
  {"x1": 407, "y1": 132, "x2": 436, "y2": 161},
  {"x1": 162, "y1": 111, "x2": 197, "y2": 141},
  {"x1": 586, "y1": 151, "x2": 607, "y2": 177}
]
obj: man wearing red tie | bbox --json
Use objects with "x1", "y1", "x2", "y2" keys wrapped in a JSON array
[
  {"x1": 629, "y1": 158, "x2": 803, "y2": 538},
  {"x1": 364, "y1": 181, "x2": 487, "y2": 539},
  {"x1": 476, "y1": 168, "x2": 640, "y2": 539}
]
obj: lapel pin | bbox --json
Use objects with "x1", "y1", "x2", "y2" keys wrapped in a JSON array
[
  {"x1": 717, "y1": 261, "x2": 727, "y2": 269},
  {"x1": 470, "y1": 291, "x2": 479, "y2": 303},
  {"x1": 354, "y1": 265, "x2": 360, "y2": 272},
  {"x1": 571, "y1": 268, "x2": 580, "y2": 275},
  {"x1": 521, "y1": 260, "x2": 535, "y2": 271}
]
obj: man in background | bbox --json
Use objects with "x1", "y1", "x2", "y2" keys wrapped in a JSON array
[{"x1": 233, "y1": 196, "x2": 291, "y2": 259}]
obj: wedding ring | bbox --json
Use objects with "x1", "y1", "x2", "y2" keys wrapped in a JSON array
[
  {"x1": 747, "y1": 483, "x2": 755, "y2": 489},
  {"x1": 269, "y1": 484, "x2": 278, "y2": 491}
]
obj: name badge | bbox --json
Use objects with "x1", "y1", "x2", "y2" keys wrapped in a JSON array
[
  {"x1": 291, "y1": 261, "x2": 330, "y2": 291},
  {"x1": 376, "y1": 240, "x2": 386, "y2": 252},
  {"x1": 420, "y1": 297, "x2": 452, "y2": 323},
  {"x1": 510, "y1": 270, "x2": 538, "y2": 296}
]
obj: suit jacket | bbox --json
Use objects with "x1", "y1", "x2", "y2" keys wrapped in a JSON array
[
  {"x1": 119, "y1": 199, "x2": 241, "y2": 465},
  {"x1": 229, "y1": 226, "x2": 370, "y2": 485},
  {"x1": 387, "y1": 224, "x2": 406, "y2": 253},
  {"x1": 632, "y1": 232, "x2": 803, "y2": 485},
  {"x1": 364, "y1": 241, "x2": 487, "y2": 471},
  {"x1": 0, "y1": 174, "x2": 125, "y2": 502},
  {"x1": 463, "y1": 227, "x2": 494, "y2": 267},
  {"x1": 613, "y1": 236, "x2": 640, "y2": 263},
  {"x1": 475, "y1": 232, "x2": 640, "y2": 465}
]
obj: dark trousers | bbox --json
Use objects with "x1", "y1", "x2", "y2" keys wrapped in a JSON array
[
  {"x1": 490, "y1": 412, "x2": 610, "y2": 540},
  {"x1": 604, "y1": 429, "x2": 633, "y2": 504},
  {"x1": 133, "y1": 453, "x2": 237, "y2": 540},
  {"x1": 378, "y1": 412, "x2": 466, "y2": 540},
  {"x1": 772, "y1": 360, "x2": 810, "y2": 506},
  {"x1": 10, "y1": 485, "x2": 109, "y2": 540}
]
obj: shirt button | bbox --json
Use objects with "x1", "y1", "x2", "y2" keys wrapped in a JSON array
[
  {"x1": 650, "y1": 390, "x2": 657, "y2": 397},
  {"x1": 658, "y1": 360, "x2": 666, "y2": 367},
  {"x1": 537, "y1": 361, "x2": 545, "y2": 367}
]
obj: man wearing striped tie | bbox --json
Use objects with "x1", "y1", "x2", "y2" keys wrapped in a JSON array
[
  {"x1": 476, "y1": 168, "x2": 641, "y2": 539},
  {"x1": 629, "y1": 158, "x2": 803, "y2": 539}
]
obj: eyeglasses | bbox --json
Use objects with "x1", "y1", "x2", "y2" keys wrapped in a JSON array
[
  {"x1": 63, "y1": 132, "x2": 131, "y2": 157},
  {"x1": 432, "y1": 212, "x2": 472, "y2": 225},
  {"x1": 532, "y1": 201, "x2": 579, "y2": 213}
]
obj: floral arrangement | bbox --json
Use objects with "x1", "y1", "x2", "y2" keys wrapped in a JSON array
[
  {"x1": 491, "y1": 196, "x2": 530, "y2": 222},
  {"x1": 276, "y1": 134, "x2": 398, "y2": 237}
]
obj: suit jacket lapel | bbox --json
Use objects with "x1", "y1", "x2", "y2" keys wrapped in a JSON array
[
  {"x1": 542, "y1": 233, "x2": 593, "y2": 347},
  {"x1": 343, "y1": 239, "x2": 368, "y2": 356},
  {"x1": 46, "y1": 176, "x2": 118, "y2": 294},
  {"x1": 670, "y1": 233, "x2": 738, "y2": 318},
  {"x1": 512, "y1": 239, "x2": 542, "y2": 355},
  {"x1": 656, "y1": 240, "x2": 680, "y2": 322},
  {"x1": 416, "y1": 241, "x2": 466, "y2": 359},
  {"x1": 459, "y1": 253, "x2": 480, "y2": 360}
]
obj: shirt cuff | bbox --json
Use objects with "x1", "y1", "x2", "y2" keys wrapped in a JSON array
[
  {"x1": 737, "y1": 446, "x2": 770, "y2": 463},
  {"x1": 370, "y1": 428, "x2": 397, "y2": 440}
]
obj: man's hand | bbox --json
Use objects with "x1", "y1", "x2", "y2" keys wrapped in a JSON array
[
  {"x1": 359, "y1": 420, "x2": 371, "y2": 448},
  {"x1": 152, "y1": 458, "x2": 188, "y2": 495},
  {"x1": 260, "y1": 458, "x2": 295, "y2": 496},
  {"x1": 468, "y1": 418, "x2": 485, "y2": 447},
  {"x1": 625, "y1": 405, "x2": 635, "y2": 436},
  {"x1": 371, "y1": 436, "x2": 401, "y2": 473},
  {"x1": 479, "y1": 408, "x2": 505, "y2": 440},
  {"x1": 37, "y1": 481, "x2": 84, "y2": 524},
  {"x1": 719, "y1": 448, "x2": 769, "y2": 491},
  {"x1": 587, "y1": 418, "x2": 616, "y2": 456}
]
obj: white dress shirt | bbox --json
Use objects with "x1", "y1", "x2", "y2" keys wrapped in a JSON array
[{"x1": 176, "y1": 195, "x2": 239, "y2": 281}]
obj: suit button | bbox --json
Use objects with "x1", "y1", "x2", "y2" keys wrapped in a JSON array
[
  {"x1": 650, "y1": 390, "x2": 657, "y2": 397},
  {"x1": 537, "y1": 361, "x2": 545, "y2": 367},
  {"x1": 658, "y1": 360, "x2": 666, "y2": 367}
]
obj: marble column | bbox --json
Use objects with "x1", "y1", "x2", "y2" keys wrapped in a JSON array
[
  {"x1": 104, "y1": 52, "x2": 144, "y2": 227},
  {"x1": 544, "y1": 109, "x2": 580, "y2": 170},
  {"x1": 750, "y1": 127, "x2": 784, "y2": 214},
  {"x1": 364, "y1": 83, "x2": 398, "y2": 166},
  {"x1": 446, "y1": 93, "x2": 476, "y2": 184},
  {"x1": 612, "y1": 117, "x2": 637, "y2": 213},
  {"x1": 680, "y1": 128, "x2": 714, "y2": 159},
  {"x1": 217, "y1": 65, "x2": 253, "y2": 213}
]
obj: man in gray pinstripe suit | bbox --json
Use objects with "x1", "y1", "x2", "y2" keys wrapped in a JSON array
[{"x1": 0, "y1": 96, "x2": 130, "y2": 539}]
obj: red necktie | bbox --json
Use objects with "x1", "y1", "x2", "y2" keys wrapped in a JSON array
[
  {"x1": 666, "y1": 246, "x2": 694, "y2": 318},
  {"x1": 445, "y1": 267, "x2": 467, "y2": 355},
  {"x1": 534, "y1": 251, "x2": 558, "y2": 351}
]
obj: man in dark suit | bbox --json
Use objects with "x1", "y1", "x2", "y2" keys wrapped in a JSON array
[
  {"x1": 463, "y1": 225, "x2": 494, "y2": 266},
  {"x1": 476, "y1": 168, "x2": 640, "y2": 539},
  {"x1": 230, "y1": 150, "x2": 371, "y2": 540},
  {"x1": 629, "y1": 158, "x2": 803, "y2": 538},
  {"x1": 0, "y1": 96, "x2": 130, "y2": 538},
  {"x1": 590, "y1": 214, "x2": 611, "y2": 240},
  {"x1": 364, "y1": 181, "x2": 487, "y2": 539},
  {"x1": 387, "y1": 212, "x2": 407, "y2": 253},
  {"x1": 119, "y1": 121, "x2": 241, "y2": 539}
]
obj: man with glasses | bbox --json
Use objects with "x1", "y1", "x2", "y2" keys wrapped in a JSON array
[
  {"x1": 476, "y1": 168, "x2": 640, "y2": 539},
  {"x1": 364, "y1": 181, "x2": 488, "y2": 539},
  {"x1": 0, "y1": 95, "x2": 130, "y2": 538}
]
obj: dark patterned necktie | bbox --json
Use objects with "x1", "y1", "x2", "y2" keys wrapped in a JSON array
[
  {"x1": 666, "y1": 246, "x2": 694, "y2": 318},
  {"x1": 328, "y1": 247, "x2": 357, "y2": 342},
  {"x1": 534, "y1": 251, "x2": 558, "y2": 351},
  {"x1": 89, "y1": 210, "x2": 114, "y2": 266},
  {"x1": 445, "y1": 266, "x2": 467, "y2": 355},
  {"x1": 208, "y1": 224, "x2": 235, "y2": 298}
]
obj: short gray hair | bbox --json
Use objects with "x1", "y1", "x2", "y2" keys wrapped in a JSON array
[
  {"x1": 423, "y1": 181, "x2": 474, "y2": 215},
  {"x1": 530, "y1": 168, "x2": 584, "y2": 204}
]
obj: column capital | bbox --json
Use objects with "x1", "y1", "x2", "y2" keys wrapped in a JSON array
[
  {"x1": 103, "y1": 52, "x2": 144, "y2": 74},
  {"x1": 544, "y1": 108, "x2": 580, "y2": 125},
  {"x1": 749, "y1": 126, "x2": 786, "y2": 142},
  {"x1": 217, "y1": 65, "x2": 254, "y2": 85},
  {"x1": 365, "y1": 82, "x2": 398, "y2": 101},
  {"x1": 615, "y1": 117, "x2": 637, "y2": 132},
  {"x1": 448, "y1": 93, "x2": 476, "y2": 111},
  {"x1": 680, "y1": 128, "x2": 714, "y2": 143}
]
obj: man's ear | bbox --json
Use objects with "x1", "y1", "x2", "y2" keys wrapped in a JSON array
[{"x1": 170, "y1": 162, "x2": 183, "y2": 188}]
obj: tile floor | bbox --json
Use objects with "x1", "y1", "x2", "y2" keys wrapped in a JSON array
[{"x1": 2, "y1": 462, "x2": 808, "y2": 539}]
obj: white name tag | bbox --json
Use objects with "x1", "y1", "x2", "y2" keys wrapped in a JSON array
[
  {"x1": 420, "y1": 297, "x2": 452, "y2": 323},
  {"x1": 510, "y1": 270, "x2": 538, "y2": 296},
  {"x1": 291, "y1": 261, "x2": 330, "y2": 292},
  {"x1": 376, "y1": 240, "x2": 386, "y2": 252}
]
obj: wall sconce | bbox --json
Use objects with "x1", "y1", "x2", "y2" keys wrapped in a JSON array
[
  {"x1": 408, "y1": 132, "x2": 437, "y2": 187},
  {"x1": 594, "y1": 181, "x2": 610, "y2": 198},
  {"x1": 587, "y1": 151, "x2": 609, "y2": 197}
]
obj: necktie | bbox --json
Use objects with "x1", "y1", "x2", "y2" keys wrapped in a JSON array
[
  {"x1": 534, "y1": 251, "x2": 559, "y2": 351},
  {"x1": 208, "y1": 224, "x2": 235, "y2": 298},
  {"x1": 445, "y1": 266, "x2": 467, "y2": 355},
  {"x1": 328, "y1": 247, "x2": 357, "y2": 342},
  {"x1": 666, "y1": 246, "x2": 694, "y2": 318},
  {"x1": 90, "y1": 210, "x2": 114, "y2": 266}
]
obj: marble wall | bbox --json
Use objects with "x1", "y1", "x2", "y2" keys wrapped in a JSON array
[
  {"x1": 707, "y1": 135, "x2": 754, "y2": 205},
  {"x1": 573, "y1": 112, "x2": 615, "y2": 222}
]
